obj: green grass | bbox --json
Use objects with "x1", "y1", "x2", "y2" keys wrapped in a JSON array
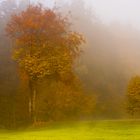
[{"x1": 0, "y1": 120, "x2": 140, "y2": 140}]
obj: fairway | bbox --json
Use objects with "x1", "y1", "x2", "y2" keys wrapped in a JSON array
[{"x1": 0, "y1": 120, "x2": 140, "y2": 140}]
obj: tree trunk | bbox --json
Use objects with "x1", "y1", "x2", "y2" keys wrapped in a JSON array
[
  {"x1": 29, "y1": 80, "x2": 37, "y2": 124},
  {"x1": 32, "y1": 87, "x2": 37, "y2": 123}
]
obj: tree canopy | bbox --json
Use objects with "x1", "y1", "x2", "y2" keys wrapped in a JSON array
[
  {"x1": 6, "y1": 5, "x2": 85, "y2": 82},
  {"x1": 6, "y1": 5, "x2": 90, "y2": 124}
]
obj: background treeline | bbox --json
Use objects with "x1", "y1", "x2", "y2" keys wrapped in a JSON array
[
  {"x1": 0, "y1": 0, "x2": 140, "y2": 128},
  {"x1": 55, "y1": 0, "x2": 140, "y2": 118}
]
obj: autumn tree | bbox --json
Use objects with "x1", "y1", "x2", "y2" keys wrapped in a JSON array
[
  {"x1": 6, "y1": 5, "x2": 85, "y2": 124},
  {"x1": 127, "y1": 76, "x2": 140, "y2": 117}
]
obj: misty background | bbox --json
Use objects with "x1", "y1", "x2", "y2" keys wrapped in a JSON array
[
  {"x1": 0, "y1": 0, "x2": 140, "y2": 127},
  {"x1": 52, "y1": 0, "x2": 140, "y2": 118}
]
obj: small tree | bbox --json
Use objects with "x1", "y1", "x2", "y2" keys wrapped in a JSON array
[
  {"x1": 6, "y1": 5, "x2": 85, "y2": 124},
  {"x1": 127, "y1": 76, "x2": 140, "y2": 117}
]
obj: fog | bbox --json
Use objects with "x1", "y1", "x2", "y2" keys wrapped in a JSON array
[
  {"x1": 0, "y1": 0, "x2": 140, "y2": 128},
  {"x1": 38, "y1": 0, "x2": 140, "y2": 28},
  {"x1": 18, "y1": 0, "x2": 140, "y2": 118},
  {"x1": 51, "y1": 0, "x2": 140, "y2": 118},
  {"x1": 89, "y1": 0, "x2": 140, "y2": 28}
]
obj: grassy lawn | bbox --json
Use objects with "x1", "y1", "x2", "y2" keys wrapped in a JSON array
[{"x1": 0, "y1": 120, "x2": 140, "y2": 140}]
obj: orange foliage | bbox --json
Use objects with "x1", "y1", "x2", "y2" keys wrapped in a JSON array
[{"x1": 6, "y1": 5, "x2": 85, "y2": 81}]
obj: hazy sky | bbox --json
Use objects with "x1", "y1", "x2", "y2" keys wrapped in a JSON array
[
  {"x1": 90, "y1": 0, "x2": 140, "y2": 28},
  {"x1": 32, "y1": 0, "x2": 140, "y2": 29}
]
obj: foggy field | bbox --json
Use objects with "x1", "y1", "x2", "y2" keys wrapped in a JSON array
[
  {"x1": 0, "y1": 120, "x2": 140, "y2": 140},
  {"x1": 1, "y1": 1, "x2": 140, "y2": 139}
]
